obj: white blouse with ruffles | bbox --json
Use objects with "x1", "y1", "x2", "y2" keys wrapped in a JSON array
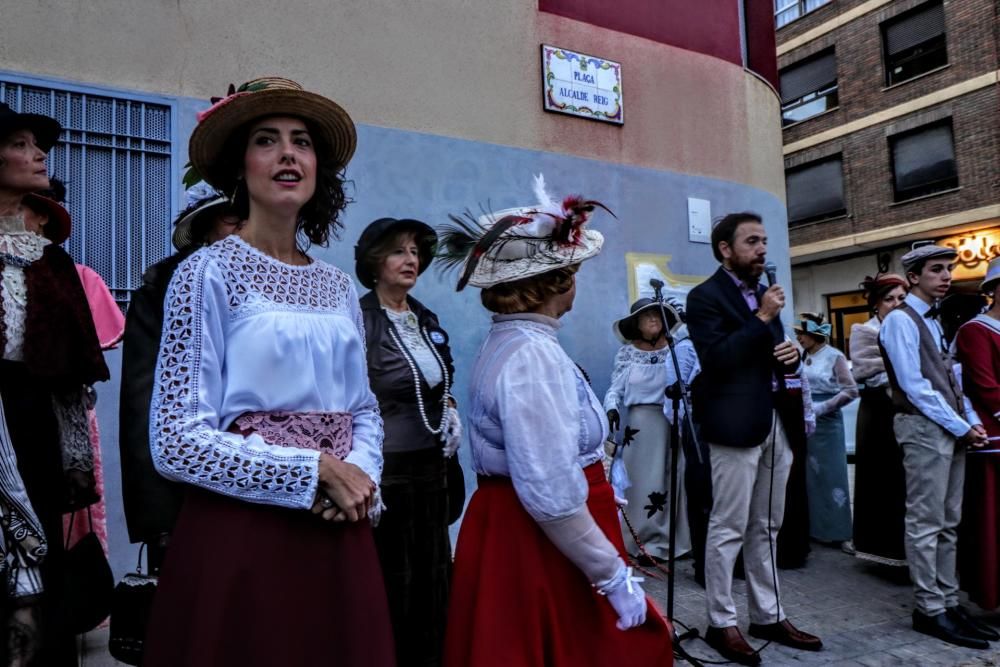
[
  {"x1": 149, "y1": 235, "x2": 384, "y2": 511},
  {"x1": 467, "y1": 314, "x2": 607, "y2": 523},
  {"x1": 603, "y1": 339, "x2": 700, "y2": 422}
]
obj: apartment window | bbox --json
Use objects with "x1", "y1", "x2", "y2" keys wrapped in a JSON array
[
  {"x1": 0, "y1": 78, "x2": 174, "y2": 310},
  {"x1": 775, "y1": 0, "x2": 832, "y2": 29},
  {"x1": 786, "y1": 156, "x2": 846, "y2": 225},
  {"x1": 889, "y1": 120, "x2": 957, "y2": 202},
  {"x1": 780, "y1": 50, "x2": 837, "y2": 126},
  {"x1": 881, "y1": 1, "x2": 947, "y2": 86}
]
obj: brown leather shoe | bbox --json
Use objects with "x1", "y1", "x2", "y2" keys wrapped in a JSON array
[
  {"x1": 748, "y1": 618, "x2": 823, "y2": 651},
  {"x1": 704, "y1": 625, "x2": 761, "y2": 666}
]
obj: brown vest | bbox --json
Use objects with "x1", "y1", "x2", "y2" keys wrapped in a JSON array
[{"x1": 880, "y1": 302, "x2": 962, "y2": 415}]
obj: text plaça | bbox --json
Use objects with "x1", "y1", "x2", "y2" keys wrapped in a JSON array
[{"x1": 558, "y1": 87, "x2": 611, "y2": 106}]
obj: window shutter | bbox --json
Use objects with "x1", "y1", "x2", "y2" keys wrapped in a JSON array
[
  {"x1": 892, "y1": 123, "x2": 956, "y2": 193},
  {"x1": 0, "y1": 80, "x2": 173, "y2": 311},
  {"x1": 780, "y1": 52, "x2": 837, "y2": 105},
  {"x1": 885, "y1": 2, "x2": 945, "y2": 56},
  {"x1": 786, "y1": 157, "x2": 845, "y2": 223}
]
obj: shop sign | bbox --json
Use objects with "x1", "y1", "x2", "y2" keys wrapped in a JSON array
[
  {"x1": 939, "y1": 228, "x2": 1000, "y2": 281},
  {"x1": 541, "y1": 44, "x2": 623, "y2": 125}
]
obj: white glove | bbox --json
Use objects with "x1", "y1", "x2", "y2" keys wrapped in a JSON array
[
  {"x1": 601, "y1": 564, "x2": 648, "y2": 630},
  {"x1": 442, "y1": 406, "x2": 462, "y2": 458}
]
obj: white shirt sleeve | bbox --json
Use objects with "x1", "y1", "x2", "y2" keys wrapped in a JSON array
[
  {"x1": 150, "y1": 252, "x2": 321, "y2": 510},
  {"x1": 342, "y1": 283, "x2": 385, "y2": 488},
  {"x1": 602, "y1": 346, "x2": 629, "y2": 414},
  {"x1": 496, "y1": 341, "x2": 588, "y2": 523},
  {"x1": 880, "y1": 311, "x2": 970, "y2": 438}
]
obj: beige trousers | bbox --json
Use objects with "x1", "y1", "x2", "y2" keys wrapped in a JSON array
[{"x1": 705, "y1": 413, "x2": 792, "y2": 628}]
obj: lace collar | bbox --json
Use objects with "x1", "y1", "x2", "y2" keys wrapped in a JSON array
[
  {"x1": 0, "y1": 216, "x2": 50, "y2": 263},
  {"x1": 491, "y1": 313, "x2": 561, "y2": 339}
]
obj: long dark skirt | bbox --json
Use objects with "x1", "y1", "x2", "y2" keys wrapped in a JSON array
[
  {"x1": 959, "y1": 453, "x2": 1000, "y2": 609},
  {"x1": 373, "y1": 448, "x2": 452, "y2": 667},
  {"x1": 143, "y1": 488, "x2": 395, "y2": 667},
  {"x1": 0, "y1": 360, "x2": 76, "y2": 667},
  {"x1": 852, "y1": 388, "x2": 907, "y2": 565}
]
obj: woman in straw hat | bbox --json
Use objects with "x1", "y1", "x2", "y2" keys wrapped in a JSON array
[
  {"x1": 794, "y1": 313, "x2": 858, "y2": 547},
  {"x1": 143, "y1": 78, "x2": 394, "y2": 666},
  {"x1": 438, "y1": 176, "x2": 673, "y2": 667},
  {"x1": 604, "y1": 298, "x2": 694, "y2": 566},
  {"x1": 849, "y1": 273, "x2": 909, "y2": 567},
  {"x1": 0, "y1": 103, "x2": 109, "y2": 666},
  {"x1": 955, "y1": 258, "x2": 1000, "y2": 610}
]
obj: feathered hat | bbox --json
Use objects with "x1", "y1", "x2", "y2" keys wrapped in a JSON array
[{"x1": 436, "y1": 175, "x2": 613, "y2": 290}]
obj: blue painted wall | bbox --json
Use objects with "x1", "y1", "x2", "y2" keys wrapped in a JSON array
[{"x1": 96, "y1": 120, "x2": 790, "y2": 578}]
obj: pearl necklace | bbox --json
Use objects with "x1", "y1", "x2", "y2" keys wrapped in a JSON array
[{"x1": 385, "y1": 317, "x2": 451, "y2": 437}]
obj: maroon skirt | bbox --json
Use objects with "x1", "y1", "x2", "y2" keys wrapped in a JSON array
[
  {"x1": 444, "y1": 462, "x2": 673, "y2": 667},
  {"x1": 143, "y1": 488, "x2": 395, "y2": 667}
]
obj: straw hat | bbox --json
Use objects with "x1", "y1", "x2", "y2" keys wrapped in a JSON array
[
  {"x1": 437, "y1": 175, "x2": 610, "y2": 290},
  {"x1": 188, "y1": 77, "x2": 357, "y2": 193}
]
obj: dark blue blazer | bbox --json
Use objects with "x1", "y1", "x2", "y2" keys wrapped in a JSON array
[{"x1": 686, "y1": 267, "x2": 797, "y2": 448}]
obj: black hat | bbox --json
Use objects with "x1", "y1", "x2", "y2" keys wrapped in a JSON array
[
  {"x1": 354, "y1": 217, "x2": 437, "y2": 289},
  {"x1": 0, "y1": 103, "x2": 61, "y2": 152},
  {"x1": 613, "y1": 298, "x2": 684, "y2": 343}
]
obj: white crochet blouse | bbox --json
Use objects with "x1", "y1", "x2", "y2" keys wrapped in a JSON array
[{"x1": 149, "y1": 236, "x2": 384, "y2": 511}]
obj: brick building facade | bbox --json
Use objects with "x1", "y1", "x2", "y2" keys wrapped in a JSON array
[{"x1": 777, "y1": 0, "x2": 1000, "y2": 352}]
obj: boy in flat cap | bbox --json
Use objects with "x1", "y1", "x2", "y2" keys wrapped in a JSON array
[{"x1": 880, "y1": 244, "x2": 993, "y2": 649}]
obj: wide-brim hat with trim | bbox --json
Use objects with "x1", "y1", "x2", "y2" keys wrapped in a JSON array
[
  {"x1": 0, "y1": 103, "x2": 61, "y2": 152},
  {"x1": 794, "y1": 313, "x2": 832, "y2": 340},
  {"x1": 613, "y1": 298, "x2": 684, "y2": 343},
  {"x1": 354, "y1": 217, "x2": 437, "y2": 289},
  {"x1": 172, "y1": 181, "x2": 230, "y2": 251},
  {"x1": 188, "y1": 77, "x2": 357, "y2": 193},
  {"x1": 982, "y1": 257, "x2": 1000, "y2": 294},
  {"x1": 23, "y1": 193, "x2": 70, "y2": 244},
  {"x1": 437, "y1": 174, "x2": 611, "y2": 290}
]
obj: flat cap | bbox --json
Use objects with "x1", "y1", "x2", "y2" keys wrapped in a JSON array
[{"x1": 901, "y1": 244, "x2": 957, "y2": 272}]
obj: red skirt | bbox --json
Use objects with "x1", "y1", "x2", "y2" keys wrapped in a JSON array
[
  {"x1": 143, "y1": 488, "x2": 396, "y2": 667},
  {"x1": 445, "y1": 462, "x2": 673, "y2": 667}
]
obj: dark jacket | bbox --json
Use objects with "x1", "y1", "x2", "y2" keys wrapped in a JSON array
[
  {"x1": 118, "y1": 250, "x2": 193, "y2": 544},
  {"x1": 359, "y1": 291, "x2": 455, "y2": 453},
  {"x1": 686, "y1": 267, "x2": 798, "y2": 448}
]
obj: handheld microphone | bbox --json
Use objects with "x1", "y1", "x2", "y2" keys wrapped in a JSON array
[
  {"x1": 764, "y1": 261, "x2": 777, "y2": 288},
  {"x1": 649, "y1": 278, "x2": 665, "y2": 290}
]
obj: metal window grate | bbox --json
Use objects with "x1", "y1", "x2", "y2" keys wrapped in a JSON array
[{"x1": 0, "y1": 79, "x2": 172, "y2": 311}]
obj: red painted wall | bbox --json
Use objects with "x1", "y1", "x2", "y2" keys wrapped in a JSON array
[{"x1": 539, "y1": 0, "x2": 779, "y2": 89}]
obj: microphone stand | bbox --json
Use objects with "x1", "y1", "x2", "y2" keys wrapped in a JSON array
[{"x1": 650, "y1": 281, "x2": 703, "y2": 666}]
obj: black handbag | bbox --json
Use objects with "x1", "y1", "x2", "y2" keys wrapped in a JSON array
[
  {"x1": 446, "y1": 455, "x2": 466, "y2": 525},
  {"x1": 63, "y1": 507, "x2": 114, "y2": 634},
  {"x1": 108, "y1": 544, "x2": 158, "y2": 665}
]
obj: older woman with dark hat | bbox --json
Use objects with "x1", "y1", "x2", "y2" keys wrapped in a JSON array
[
  {"x1": 440, "y1": 176, "x2": 672, "y2": 667},
  {"x1": 604, "y1": 298, "x2": 694, "y2": 565},
  {"x1": 118, "y1": 182, "x2": 239, "y2": 574},
  {"x1": 795, "y1": 313, "x2": 858, "y2": 546},
  {"x1": 143, "y1": 78, "x2": 393, "y2": 666},
  {"x1": 354, "y1": 217, "x2": 461, "y2": 667},
  {"x1": 956, "y1": 258, "x2": 1000, "y2": 610},
  {"x1": 850, "y1": 273, "x2": 909, "y2": 566},
  {"x1": 0, "y1": 103, "x2": 109, "y2": 665}
]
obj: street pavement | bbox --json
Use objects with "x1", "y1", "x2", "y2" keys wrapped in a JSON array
[
  {"x1": 646, "y1": 544, "x2": 1000, "y2": 666},
  {"x1": 82, "y1": 544, "x2": 1000, "y2": 666}
]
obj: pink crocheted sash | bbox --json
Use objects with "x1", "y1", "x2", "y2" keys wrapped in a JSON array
[{"x1": 230, "y1": 411, "x2": 353, "y2": 460}]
